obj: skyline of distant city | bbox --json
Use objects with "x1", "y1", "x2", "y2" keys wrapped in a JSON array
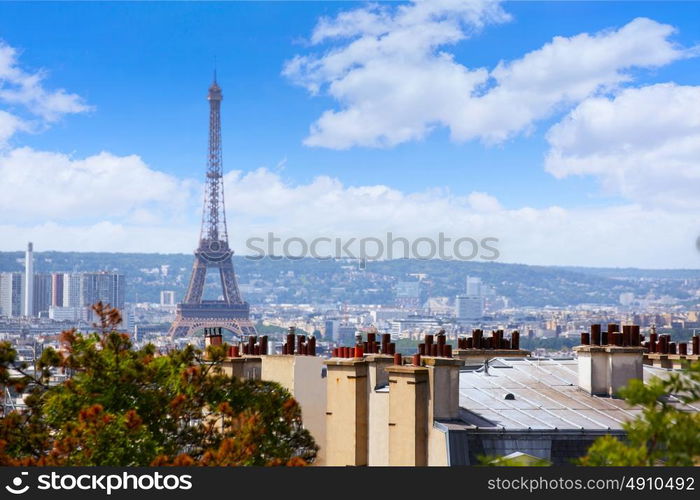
[{"x1": 2, "y1": 244, "x2": 698, "y2": 358}]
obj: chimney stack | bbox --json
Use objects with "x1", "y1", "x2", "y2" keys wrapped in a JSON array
[
  {"x1": 454, "y1": 329, "x2": 529, "y2": 364},
  {"x1": 382, "y1": 333, "x2": 462, "y2": 466},
  {"x1": 646, "y1": 331, "x2": 699, "y2": 369},
  {"x1": 281, "y1": 327, "x2": 317, "y2": 356},
  {"x1": 324, "y1": 357, "x2": 369, "y2": 466},
  {"x1": 386, "y1": 363, "x2": 429, "y2": 466},
  {"x1": 422, "y1": 356, "x2": 462, "y2": 420},
  {"x1": 204, "y1": 326, "x2": 223, "y2": 348},
  {"x1": 575, "y1": 324, "x2": 644, "y2": 396},
  {"x1": 259, "y1": 341, "x2": 327, "y2": 464}
]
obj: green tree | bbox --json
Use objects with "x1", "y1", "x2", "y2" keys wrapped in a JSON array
[
  {"x1": 580, "y1": 361, "x2": 700, "y2": 466},
  {"x1": 0, "y1": 303, "x2": 317, "y2": 466}
]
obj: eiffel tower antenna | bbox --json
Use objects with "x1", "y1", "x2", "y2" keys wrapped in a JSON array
[{"x1": 168, "y1": 75, "x2": 255, "y2": 339}]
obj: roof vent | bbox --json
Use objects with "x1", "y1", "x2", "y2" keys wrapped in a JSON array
[{"x1": 504, "y1": 393, "x2": 515, "y2": 400}]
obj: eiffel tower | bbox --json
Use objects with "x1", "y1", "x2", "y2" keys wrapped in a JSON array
[{"x1": 168, "y1": 75, "x2": 256, "y2": 339}]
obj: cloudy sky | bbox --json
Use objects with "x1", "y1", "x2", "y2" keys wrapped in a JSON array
[{"x1": 0, "y1": 1, "x2": 699, "y2": 268}]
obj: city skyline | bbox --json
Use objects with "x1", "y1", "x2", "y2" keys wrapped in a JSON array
[{"x1": 0, "y1": 1, "x2": 699, "y2": 268}]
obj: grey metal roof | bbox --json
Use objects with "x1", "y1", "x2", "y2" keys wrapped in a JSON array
[{"x1": 456, "y1": 358, "x2": 699, "y2": 431}]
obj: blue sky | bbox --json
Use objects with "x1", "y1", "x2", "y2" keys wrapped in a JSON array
[{"x1": 0, "y1": 1, "x2": 699, "y2": 267}]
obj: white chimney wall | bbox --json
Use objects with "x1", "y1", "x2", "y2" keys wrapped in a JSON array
[
  {"x1": 575, "y1": 345, "x2": 644, "y2": 397},
  {"x1": 576, "y1": 346, "x2": 609, "y2": 395},
  {"x1": 607, "y1": 347, "x2": 644, "y2": 396}
]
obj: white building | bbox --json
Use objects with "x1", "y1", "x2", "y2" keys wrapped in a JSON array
[
  {"x1": 23, "y1": 242, "x2": 34, "y2": 317},
  {"x1": 0, "y1": 272, "x2": 23, "y2": 317},
  {"x1": 456, "y1": 276, "x2": 485, "y2": 321},
  {"x1": 370, "y1": 308, "x2": 411, "y2": 323},
  {"x1": 466, "y1": 276, "x2": 482, "y2": 296},
  {"x1": 62, "y1": 273, "x2": 82, "y2": 307},
  {"x1": 49, "y1": 306, "x2": 89, "y2": 322},
  {"x1": 160, "y1": 290, "x2": 176, "y2": 306},
  {"x1": 389, "y1": 316, "x2": 441, "y2": 335}
]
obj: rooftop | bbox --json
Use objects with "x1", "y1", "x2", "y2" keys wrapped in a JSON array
[{"x1": 454, "y1": 357, "x2": 699, "y2": 432}]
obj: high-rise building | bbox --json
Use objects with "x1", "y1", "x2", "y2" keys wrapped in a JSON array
[
  {"x1": 33, "y1": 273, "x2": 52, "y2": 317},
  {"x1": 2, "y1": 269, "x2": 128, "y2": 319},
  {"x1": 466, "y1": 276, "x2": 482, "y2": 297},
  {"x1": 455, "y1": 295, "x2": 484, "y2": 320},
  {"x1": 63, "y1": 273, "x2": 82, "y2": 307},
  {"x1": 24, "y1": 242, "x2": 34, "y2": 317},
  {"x1": 81, "y1": 272, "x2": 126, "y2": 311},
  {"x1": 0, "y1": 272, "x2": 23, "y2": 317},
  {"x1": 324, "y1": 319, "x2": 339, "y2": 340},
  {"x1": 121, "y1": 303, "x2": 136, "y2": 331},
  {"x1": 51, "y1": 273, "x2": 64, "y2": 307},
  {"x1": 456, "y1": 276, "x2": 484, "y2": 321}
]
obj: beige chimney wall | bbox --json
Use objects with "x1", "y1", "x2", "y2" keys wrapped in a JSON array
[
  {"x1": 324, "y1": 358, "x2": 369, "y2": 466},
  {"x1": 575, "y1": 345, "x2": 609, "y2": 395},
  {"x1": 386, "y1": 365, "x2": 429, "y2": 466},
  {"x1": 422, "y1": 357, "x2": 462, "y2": 421},
  {"x1": 366, "y1": 354, "x2": 394, "y2": 466},
  {"x1": 366, "y1": 354, "x2": 395, "y2": 390},
  {"x1": 261, "y1": 355, "x2": 327, "y2": 465}
]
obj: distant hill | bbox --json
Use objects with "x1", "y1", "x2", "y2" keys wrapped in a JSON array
[
  {"x1": 0, "y1": 251, "x2": 698, "y2": 308},
  {"x1": 560, "y1": 266, "x2": 700, "y2": 280}
]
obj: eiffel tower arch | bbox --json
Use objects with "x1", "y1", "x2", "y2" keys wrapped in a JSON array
[{"x1": 168, "y1": 75, "x2": 256, "y2": 340}]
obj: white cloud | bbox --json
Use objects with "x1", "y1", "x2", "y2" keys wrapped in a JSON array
[
  {"x1": 456, "y1": 17, "x2": 687, "y2": 143},
  {"x1": 220, "y1": 170, "x2": 697, "y2": 268},
  {"x1": 0, "y1": 147, "x2": 199, "y2": 223},
  {"x1": 284, "y1": 0, "x2": 690, "y2": 149},
  {"x1": 545, "y1": 83, "x2": 700, "y2": 209},
  {"x1": 283, "y1": 0, "x2": 509, "y2": 148},
  {"x1": 467, "y1": 191, "x2": 501, "y2": 212},
  {"x1": 0, "y1": 221, "x2": 197, "y2": 254},
  {"x1": 1, "y1": 166, "x2": 696, "y2": 268},
  {"x1": 0, "y1": 109, "x2": 25, "y2": 145},
  {"x1": 0, "y1": 40, "x2": 92, "y2": 146}
]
